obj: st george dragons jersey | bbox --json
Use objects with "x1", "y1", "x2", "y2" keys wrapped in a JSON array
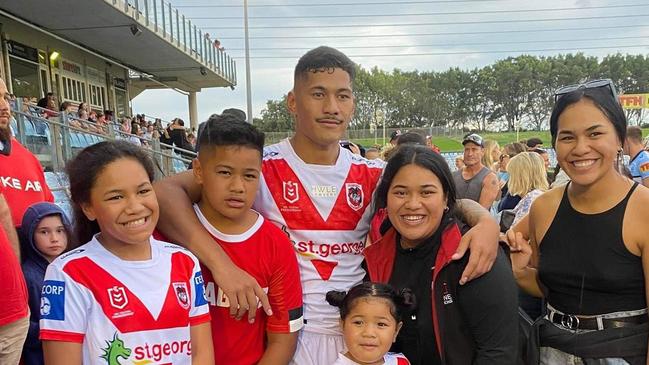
[
  {"x1": 40, "y1": 236, "x2": 210, "y2": 365},
  {"x1": 193, "y1": 205, "x2": 304, "y2": 365},
  {"x1": 254, "y1": 139, "x2": 384, "y2": 334}
]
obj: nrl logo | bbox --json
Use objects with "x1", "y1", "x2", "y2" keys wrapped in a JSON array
[
  {"x1": 107, "y1": 286, "x2": 128, "y2": 310},
  {"x1": 283, "y1": 181, "x2": 299, "y2": 203}
]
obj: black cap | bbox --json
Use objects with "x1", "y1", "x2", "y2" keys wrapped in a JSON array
[{"x1": 462, "y1": 133, "x2": 484, "y2": 147}]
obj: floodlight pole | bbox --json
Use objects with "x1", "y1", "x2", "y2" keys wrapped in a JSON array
[{"x1": 244, "y1": 0, "x2": 253, "y2": 123}]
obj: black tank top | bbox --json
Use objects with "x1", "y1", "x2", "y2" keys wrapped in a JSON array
[{"x1": 538, "y1": 182, "x2": 646, "y2": 315}]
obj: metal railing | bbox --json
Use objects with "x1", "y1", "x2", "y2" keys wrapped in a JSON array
[
  {"x1": 114, "y1": 0, "x2": 237, "y2": 85},
  {"x1": 262, "y1": 126, "x2": 467, "y2": 146},
  {"x1": 11, "y1": 100, "x2": 196, "y2": 180}
]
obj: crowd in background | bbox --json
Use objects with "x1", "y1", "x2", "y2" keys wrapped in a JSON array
[{"x1": 12, "y1": 92, "x2": 197, "y2": 156}]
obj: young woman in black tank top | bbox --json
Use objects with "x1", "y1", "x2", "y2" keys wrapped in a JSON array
[{"x1": 507, "y1": 80, "x2": 649, "y2": 364}]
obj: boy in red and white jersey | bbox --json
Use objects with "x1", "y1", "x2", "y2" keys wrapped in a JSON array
[
  {"x1": 190, "y1": 114, "x2": 303, "y2": 364},
  {"x1": 154, "y1": 47, "x2": 501, "y2": 365}
]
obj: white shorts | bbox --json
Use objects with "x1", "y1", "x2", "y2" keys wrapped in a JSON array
[{"x1": 290, "y1": 330, "x2": 345, "y2": 365}]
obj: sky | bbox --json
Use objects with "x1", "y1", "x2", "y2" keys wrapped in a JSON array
[{"x1": 131, "y1": 0, "x2": 649, "y2": 124}]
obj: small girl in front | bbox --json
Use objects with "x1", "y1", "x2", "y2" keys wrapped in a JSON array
[
  {"x1": 39, "y1": 140, "x2": 214, "y2": 365},
  {"x1": 326, "y1": 282, "x2": 413, "y2": 365}
]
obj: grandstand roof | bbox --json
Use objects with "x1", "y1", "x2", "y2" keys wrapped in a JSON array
[{"x1": 1, "y1": 0, "x2": 236, "y2": 92}]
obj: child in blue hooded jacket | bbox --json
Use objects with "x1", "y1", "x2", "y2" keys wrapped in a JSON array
[{"x1": 19, "y1": 202, "x2": 72, "y2": 365}]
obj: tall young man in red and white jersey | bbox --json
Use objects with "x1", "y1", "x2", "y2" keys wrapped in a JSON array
[{"x1": 154, "y1": 46, "x2": 500, "y2": 365}]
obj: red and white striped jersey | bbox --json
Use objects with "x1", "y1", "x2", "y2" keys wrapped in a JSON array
[
  {"x1": 254, "y1": 139, "x2": 384, "y2": 334},
  {"x1": 40, "y1": 236, "x2": 210, "y2": 365}
]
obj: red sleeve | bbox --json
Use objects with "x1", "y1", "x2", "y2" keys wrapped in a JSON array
[
  {"x1": 40, "y1": 329, "x2": 84, "y2": 343},
  {"x1": 189, "y1": 312, "x2": 211, "y2": 326},
  {"x1": 265, "y1": 227, "x2": 303, "y2": 333}
]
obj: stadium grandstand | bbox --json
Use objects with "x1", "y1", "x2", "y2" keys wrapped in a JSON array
[
  {"x1": 0, "y1": 0, "x2": 239, "y2": 212},
  {"x1": 0, "y1": 0, "x2": 236, "y2": 130}
]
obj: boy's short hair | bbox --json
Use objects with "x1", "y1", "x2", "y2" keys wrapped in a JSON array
[
  {"x1": 294, "y1": 46, "x2": 356, "y2": 83},
  {"x1": 197, "y1": 112, "x2": 265, "y2": 156}
]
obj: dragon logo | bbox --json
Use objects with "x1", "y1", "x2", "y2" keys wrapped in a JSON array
[{"x1": 100, "y1": 332, "x2": 131, "y2": 365}]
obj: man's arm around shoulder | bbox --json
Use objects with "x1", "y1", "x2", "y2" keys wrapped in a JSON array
[{"x1": 453, "y1": 199, "x2": 499, "y2": 285}]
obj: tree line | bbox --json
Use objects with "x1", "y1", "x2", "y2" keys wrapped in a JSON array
[{"x1": 254, "y1": 53, "x2": 649, "y2": 133}]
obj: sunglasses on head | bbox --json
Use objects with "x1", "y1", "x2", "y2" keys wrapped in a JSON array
[{"x1": 554, "y1": 79, "x2": 617, "y2": 102}]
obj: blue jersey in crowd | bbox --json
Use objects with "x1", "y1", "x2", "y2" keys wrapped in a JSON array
[{"x1": 629, "y1": 150, "x2": 649, "y2": 183}]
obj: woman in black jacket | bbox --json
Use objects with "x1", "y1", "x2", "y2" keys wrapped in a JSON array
[{"x1": 363, "y1": 145, "x2": 518, "y2": 365}]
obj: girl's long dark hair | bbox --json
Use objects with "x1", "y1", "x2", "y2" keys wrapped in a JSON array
[{"x1": 66, "y1": 141, "x2": 155, "y2": 246}]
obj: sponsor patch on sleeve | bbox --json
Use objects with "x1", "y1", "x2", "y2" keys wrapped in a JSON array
[
  {"x1": 193, "y1": 272, "x2": 208, "y2": 307},
  {"x1": 288, "y1": 307, "x2": 304, "y2": 332},
  {"x1": 41, "y1": 280, "x2": 65, "y2": 320},
  {"x1": 640, "y1": 162, "x2": 649, "y2": 174}
]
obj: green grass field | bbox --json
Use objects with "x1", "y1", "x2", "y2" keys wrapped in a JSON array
[{"x1": 352, "y1": 127, "x2": 649, "y2": 153}]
